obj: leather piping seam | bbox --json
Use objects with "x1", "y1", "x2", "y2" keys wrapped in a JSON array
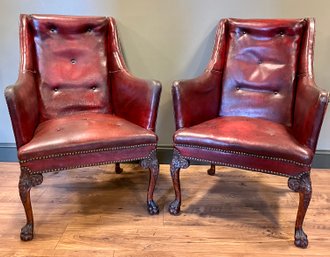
[
  {"x1": 23, "y1": 69, "x2": 37, "y2": 74},
  {"x1": 109, "y1": 69, "x2": 122, "y2": 74},
  {"x1": 20, "y1": 149, "x2": 157, "y2": 175},
  {"x1": 207, "y1": 69, "x2": 223, "y2": 74},
  {"x1": 296, "y1": 72, "x2": 308, "y2": 77},
  {"x1": 175, "y1": 144, "x2": 311, "y2": 167},
  {"x1": 182, "y1": 155, "x2": 310, "y2": 179},
  {"x1": 19, "y1": 143, "x2": 157, "y2": 163}
]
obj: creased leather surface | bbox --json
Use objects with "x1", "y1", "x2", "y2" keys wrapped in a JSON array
[
  {"x1": 172, "y1": 71, "x2": 221, "y2": 130},
  {"x1": 220, "y1": 19, "x2": 305, "y2": 126},
  {"x1": 174, "y1": 116, "x2": 313, "y2": 164},
  {"x1": 111, "y1": 70, "x2": 161, "y2": 131},
  {"x1": 19, "y1": 113, "x2": 157, "y2": 161},
  {"x1": 4, "y1": 15, "x2": 39, "y2": 148},
  {"x1": 293, "y1": 18, "x2": 330, "y2": 151},
  {"x1": 5, "y1": 73, "x2": 39, "y2": 148},
  {"x1": 293, "y1": 77, "x2": 329, "y2": 151},
  {"x1": 30, "y1": 15, "x2": 110, "y2": 121}
]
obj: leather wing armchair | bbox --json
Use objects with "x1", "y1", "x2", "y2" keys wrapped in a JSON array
[
  {"x1": 169, "y1": 18, "x2": 329, "y2": 248},
  {"x1": 5, "y1": 14, "x2": 161, "y2": 241}
]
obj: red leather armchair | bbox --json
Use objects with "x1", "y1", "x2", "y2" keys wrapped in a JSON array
[
  {"x1": 169, "y1": 18, "x2": 329, "y2": 248},
  {"x1": 5, "y1": 14, "x2": 161, "y2": 241}
]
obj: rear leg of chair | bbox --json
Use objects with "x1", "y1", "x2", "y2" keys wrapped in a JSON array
[
  {"x1": 207, "y1": 164, "x2": 216, "y2": 176},
  {"x1": 288, "y1": 173, "x2": 312, "y2": 248},
  {"x1": 169, "y1": 149, "x2": 190, "y2": 215},
  {"x1": 140, "y1": 150, "x2": 159, "y2": 215},
  {"x1": 18, "y1": 168, "x2": 43, "y2": 241},
  {"x1": 115, "y1": 163, "x2": 123, "y2": 174}
]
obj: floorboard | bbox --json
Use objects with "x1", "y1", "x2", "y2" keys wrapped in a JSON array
[{"x1": 0, "y1": 162, "x2": 329, "y2": 256}]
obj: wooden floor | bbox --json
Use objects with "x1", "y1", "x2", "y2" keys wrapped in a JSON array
[{"x1": 0, "y1": 163, "x2": 329, "y2": 257}]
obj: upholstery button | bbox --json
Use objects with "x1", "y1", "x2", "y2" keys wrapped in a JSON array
[{"x1": 71, "y1": 59, "x2": 76, "y2": 64}]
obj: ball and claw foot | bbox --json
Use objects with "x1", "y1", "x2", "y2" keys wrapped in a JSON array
[
  {"x1": 169, "y1": 199, "x2": 181, "y2": 215},
  {"x1": 20, "y1": 223, "x2": 33, "y2": 241},
  {"x1": 147, "y1": 200, "x2": 159, "y2": 215},
  {"x1": 294, "y1": 229, "x2": 308, "y2": 248}
]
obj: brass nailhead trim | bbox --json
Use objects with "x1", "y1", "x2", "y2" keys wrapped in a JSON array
[
  {"x1": 175, "y1": 144, "x2": 311, "y2": 167},
  {"x1": 20, "y1": 143, "x2": 157, "y2": 164},
  {"x1": 22, "y1": 149, "x2": 157, "y2": 175},
  {"x1": 182, "y1": 155, "x2": 309, "y2": 179}
]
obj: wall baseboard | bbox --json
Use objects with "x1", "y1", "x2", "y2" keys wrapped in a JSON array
[{"x1": 1, "y1": 143, "x2": 329, "y2": 168}]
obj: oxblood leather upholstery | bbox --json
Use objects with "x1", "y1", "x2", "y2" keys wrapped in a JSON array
[
  {"x1": 170, "y1": 18, "x2": 329, "y2": 248},
  {"x1": 5, "y1": 14, "x2": 161, "y2": 241},
  {"x1": 19, "y1": 113, "x2": 157, "y2": 172},
  {"x1": 174, "y1": 116, "x2": 312, "y2": 176}
]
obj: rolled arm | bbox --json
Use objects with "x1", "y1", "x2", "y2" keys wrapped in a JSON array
[
  {"x1": 110, "y1": 70, "x2": 162, "y2": 131},
  {"x1": 293, "y1": 76, "x2": 329, "y2": 151},
  {"x1": 172, "y1": 70, "x2": 222, "y2": 130},
  {"x1": 4, "y1": 72, "x2": 39, "y2": 148}
]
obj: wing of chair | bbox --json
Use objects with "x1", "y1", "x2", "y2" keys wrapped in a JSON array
[
  {"x1": 4, "y1": 14, "x2": 162, "y2": 241},
  {"x1": 169, "y1": 18, "x2": 329, "y2": 248}
]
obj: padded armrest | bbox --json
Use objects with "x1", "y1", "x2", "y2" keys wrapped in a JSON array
[
  {"x1": 293, "y1": 76, "x2": 329, "y2": 152},
  {"x1": 4, "y1": 72, "x2": 39, "y2": 148},
  {"x1": 111, "y1": 69, "x2": 161, "y2": 131},
  {"x1": 172, "y1": 70, "x2": 222, "y2": 130}
]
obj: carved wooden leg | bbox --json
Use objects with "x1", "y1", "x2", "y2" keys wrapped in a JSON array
[
  {"x1": 115, "y1": 163, "x2": 123, "y2": 174},
  {"x1": 207, "y1": 164, "x2": 216, "y2": 176},
  {"x1": 140, "y1": 150, "x2": 159, "y2": 215},
  {"x1": 169, "y1": 149, "x2": 189, "y2": 215},
  {"x1": 18, "y1": 168, "x2": 43, "y2": 241},
  {"x1": 288, "y1": 173, "x2": 312, "y2": 248}
]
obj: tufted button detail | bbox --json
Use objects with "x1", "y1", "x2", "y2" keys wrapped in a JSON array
[
  {"x1": 54, "y1": 87, "x2": 58, "y2": 92},
  {"x1": 71, "y1": 59, "x2": 77, "y2": 64}
]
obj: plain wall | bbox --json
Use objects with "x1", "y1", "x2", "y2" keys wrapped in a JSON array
[{"x1": 1, "y1": 0, "x2": 329, "y2": 149}]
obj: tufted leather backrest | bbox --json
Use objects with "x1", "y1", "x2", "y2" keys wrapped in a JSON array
[
  {"x1": 29, "y1": 15, "x2": 110, "y2": 121},
  {"x1": 220, "y1": 19, "x2": 305, "y2": 126}
]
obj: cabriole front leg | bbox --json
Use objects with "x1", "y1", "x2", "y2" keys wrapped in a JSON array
[
  {"x1": 288, "y1": 173, "x2": 312, "y2": 248},
  {"x1": 140, "y1": 150, "x2": 159, "y2": 215},
  {"x1": 18, "y1": 168, "x2": 43, "y2": 241},
  {"x1": 169, "y1": 149, "x2": 190, "y2": 215}
]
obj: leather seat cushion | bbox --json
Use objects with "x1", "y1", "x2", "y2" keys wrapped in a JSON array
[
  {"x1": 174, "y1": 116, "x2": 313, "y2": 165},
  {"x1": 19, "y1": 113, "x2": 157, "y2": 162}
]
